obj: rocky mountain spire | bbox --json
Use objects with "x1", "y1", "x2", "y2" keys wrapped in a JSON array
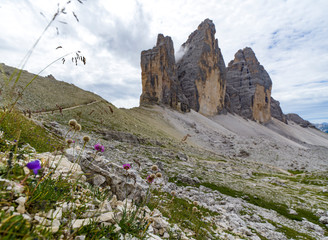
[
  {"x1": 140, "y1": 20, "x2": 287, "y2": 124},
  {"x1": 225, "y1": 47, "x2": 272, "y2": 123},
  {"x1": 271, "y1": 97, "x2": 287, "y2": 123},
  {"x1": 177, "y1": 18, "x2": 226, "y2": 116},
  {"x1": 140, "y1": 34, "x2": 189, "y2": 111}
]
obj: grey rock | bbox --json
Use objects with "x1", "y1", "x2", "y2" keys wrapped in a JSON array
[
  {"x1": 176, "y1": 152, "x2": 189, "y2": 161},
  {"x1": 270, "y1": 97, "x2": 287, "y2": 123},
  {"x1": 74, "y1": 236, "x2": 86, "y2": 240},
  {"x1": 286, "y1": 113, "x2": 315, "y2": 128},
  {"x1": 76, "y1": 152, "x2": 149, "y2": 203},
  {"x1": 176, "y1": 174, "x2": 200, "y2": 185},
  {"x1": 177, "y1": 18, "x2": 226, "y2": 115},
  {"x1": 319, "y1": 216, "x2": 328, "y2": 224},
  {"x1": 225, "y1": 47, "x2": 272, "y2": 123},
  {"x1": 93, "y1": 174, "x2": 106, "y2": 187}
]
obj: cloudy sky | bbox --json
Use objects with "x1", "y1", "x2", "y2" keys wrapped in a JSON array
[{"x1": 0, "y1": 0, "x2": 327, "y2": 123}]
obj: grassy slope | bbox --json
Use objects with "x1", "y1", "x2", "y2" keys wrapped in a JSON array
[{"x1": 0, "y1": 63, "x2": 103, "y2": 112}]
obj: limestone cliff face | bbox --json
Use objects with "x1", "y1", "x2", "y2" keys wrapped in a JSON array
[
  {"x1": 271, "y1": 97, "x2": 287, "y2": 123},
  {"x1": 225, "y1": 47, "x2": 272, "y2": 123},
  {"x1": 177, "y1": 19, "x2": 226, "y2": 116},
  {"x1": 140, "y1": 20, "x2": 288, "y2": 124},
  {"x1": 140, "y1": 34, "x2": 189, "y2": 111}
]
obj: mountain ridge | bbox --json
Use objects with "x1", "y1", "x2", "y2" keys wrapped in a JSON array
[{"x1": 140, "y1": 19, "x2": 291, "y2": 125}]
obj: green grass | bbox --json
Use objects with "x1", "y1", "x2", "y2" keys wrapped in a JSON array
[
  {"x1": 199, "y1": 182, "x2": 327, "y2": 231},
  {"x1": 268, "y1": 220, "x2": 316, "y2": 240},
  {"x1": 168, "y1": 177, "x2": 327, "y2": 234},
  {"x1": 0, "y1": 110, "x2": 63, "y2": 152},
  {"x1": 0, "y1": 211, "x2": 53, "y2": 239},
  {"x1": 0, "y1": 63, "x2": 103, "y2": 113},
  {"x1": 74, "y1": 221, "x2": 119, "y2": 239},
  {"x1": 147, "y1": 189, "x2": 217, "y2": 240}
]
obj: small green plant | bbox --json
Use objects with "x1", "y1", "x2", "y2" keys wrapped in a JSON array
[{"x1": 75, "y1": 220, "x2": 119, "y2": 239}]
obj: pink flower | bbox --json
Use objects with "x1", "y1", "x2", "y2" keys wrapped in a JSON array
[
  {"x1": 147, "y1": 174, "x2": 155, "y2": 184},
  {"x1": 123, "y1": 163, "x2": 131, "y2": 170},
  {"x1": 94, "y1": 143, "x2": 104, "y2": 152}
]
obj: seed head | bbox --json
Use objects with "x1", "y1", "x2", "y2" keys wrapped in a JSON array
[
  {"x1": 171, "y1": 191, "x2": 176, "y2": 196},
  {"x1": 83, "y1": 135, "x2": 90, "y2": 143},
  {"x1": 69, "y1": 119, "x2": 77, "y2": 128},
  {"x1": 193, "y1": 201, "x2": 198, "y2": 206},
  {"x1": 155, "y1": 172, "x2": 162, "y2": 178},
  {"x1": 192, "y1": 206, "x2": 198, "y2": 213},
  {"x1": 151, "y1": 165, "x2": 158, "y2": 172},
  {"x1": 66, "y1": 139, "x2": 74, "y2": 145},
  {"x1": 75, "y1": 124, "x2": 82, "y2": 131}
]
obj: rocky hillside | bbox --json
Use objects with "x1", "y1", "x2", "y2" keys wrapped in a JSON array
[{"x1": 0, "y1": 64, "x2": 328, "y2": 239}]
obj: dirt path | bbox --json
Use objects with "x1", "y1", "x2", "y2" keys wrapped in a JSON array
[{"x1": 33, "y1": 100, "x2": 102, "y2": 115}]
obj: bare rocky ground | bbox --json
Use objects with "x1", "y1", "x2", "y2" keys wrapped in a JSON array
[{"x1": 38, "y1": 105, "x2": 328, "y2": 239}]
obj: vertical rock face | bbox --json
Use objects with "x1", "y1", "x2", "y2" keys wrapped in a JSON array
[
  {"x1": 270, "y1": 97, "x2": 287, "y2": 123},
  {"x1": 140, "y1": 20, "x2": 287, "y2": 124},
  {"x1": 177, "y1": 19, "x2": 226, "y2": 116},
  {"x1": 140, "y1": 34, "x2": 189, "y2": 111},
  {"x1": 225, "y1": 47, "x2": 272, "y2": 123}
]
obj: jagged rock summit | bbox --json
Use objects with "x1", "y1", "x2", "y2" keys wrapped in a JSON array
[
  {"x1": 177, "y1": 18, "x2": 226, "y2": 116},
  {"x1": 140, "y1": 19, "x2": 287, "y2": 124},
  {"x1": 140, "y1": 34, "x2": 189, "y2": 112},
  {"x1": 225, "y1": 47, "x2": 272, "y2": 123}
]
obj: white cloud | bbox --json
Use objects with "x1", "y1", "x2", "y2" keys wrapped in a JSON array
[{"x1": 0, "y1": 0, "x2": 328, "y2": 123}]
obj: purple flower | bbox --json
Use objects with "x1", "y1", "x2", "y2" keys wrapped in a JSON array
[
  {"x1": 147, "y1": 174, "x2": 155, "y2": 184},
  {"x1": 94, "y1": 143, "x2": 104, "y2": 152},
  {"x1": 123, "y1": 163, "x2": 131, "y2": 170},
  {"x1": 26, "y1": 160, "x2": 41, "y2": 175}
]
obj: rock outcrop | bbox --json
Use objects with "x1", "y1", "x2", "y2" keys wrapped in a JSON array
[
  {"x1": 225, "y1": 47, "x2": 272, "y2": 123},
  {"x1": 177, "y1": 19, "x2": 226, "y2": 116},
  {"x1": 271, "y1": 97, "x2": 287, "y2": 123},
  {"x1": 140, "y1": 34, "x2": 189, "y2": 112},
  {"x1": 286, "y1": 113, "x2": 315, "y2": 128}
]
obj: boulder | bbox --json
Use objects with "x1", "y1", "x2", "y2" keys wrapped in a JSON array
[{"x1": 66, "y1": 149, "x2": 149, "y2": 203}]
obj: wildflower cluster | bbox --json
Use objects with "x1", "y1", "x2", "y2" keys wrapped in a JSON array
[
  {"x1": 94, "y1": 143, "x2": 104, "y2": 152},
  {"x1": 147, "y1": 164, "x2": 162, "y2": 184}
]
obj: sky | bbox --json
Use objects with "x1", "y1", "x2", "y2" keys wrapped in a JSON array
[{"x1": 0, "y1": 0, "x2": 327, "y2": 123}]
